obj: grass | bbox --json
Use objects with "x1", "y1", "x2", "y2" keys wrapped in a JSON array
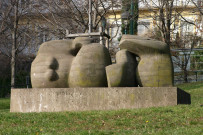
[{"x1": 0, "y1": 82, "x2": 203, "y2": 135}]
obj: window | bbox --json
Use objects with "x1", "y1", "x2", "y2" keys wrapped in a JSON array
[
  {"x1": 138, "y1": 19, "x2": 151, "y2": 35},
  {"x1": 111, "y1": 26, "x2": 121, "y2": 46}
]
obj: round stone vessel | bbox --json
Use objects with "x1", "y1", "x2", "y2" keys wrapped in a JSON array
[{"x1": 68, "y1": 44, "x2": 112, "y2": 87}]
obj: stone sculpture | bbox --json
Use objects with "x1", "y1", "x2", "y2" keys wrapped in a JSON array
[
  {"x1": 69, "y1": 44, "x2": 112, "y2": 87},
  {"x1": 31, "y1": 37, "x2": 112, "y2": 88},
  {"x1": 31, "y1": 40, "x2": 74, "y2": 88},
  {"x1": 106, "y1": 49, "x2": 138, "y2": 87},
  {"x1": 31, "y1": 37, "x2": 92, "y2": 88},
  {"x1": 119, "y1": 35, "x2": 174, "y2": 87},
  {"x1": 31, "y1": 35, "x2": 173, "y2": 88}
]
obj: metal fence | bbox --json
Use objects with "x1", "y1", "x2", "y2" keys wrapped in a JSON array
[
  {"x1": 174, "y1": 70, "x2": 203, "y2": 84},
  {"x1": 0, "y1": 75, "x2": 32, "y2": 97},
  {"x1": 1, "y1": 72, "x2": 203, "y2": 97}
]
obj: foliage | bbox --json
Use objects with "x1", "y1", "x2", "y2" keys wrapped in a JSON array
[
  {"x1": 0, "y1": 82, "x2": 202, "y2": 134},
  {"x1": 15, "y1": 71, "x2": 30, "y2": 87},
  {"x1": 0, "y1": 71, "x2": 30, "y2": 97},
  {"x1": 0, "y1": 77, "x2": 10, "y2": 98}
]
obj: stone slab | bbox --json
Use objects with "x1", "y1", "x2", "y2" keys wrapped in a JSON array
[{"x1": 10, "y1": 87, "x2": 190, "y2": 113}]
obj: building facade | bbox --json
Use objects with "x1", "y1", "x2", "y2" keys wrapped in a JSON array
[{"x1": 106, "y1": 0, "x2": 202, "y2": 48}]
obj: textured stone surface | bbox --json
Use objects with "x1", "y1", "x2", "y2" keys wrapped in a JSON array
[
  {"x1": 71, "y1": 37, "x2": 93, "y2": 55},
  {"x1": 31, "y1": 35, "x2": 174, "y2": 88},
  {"x1": 119, "y1": 35, "x2": 174, "y2": 87},
  {"x1": 106, "y1": 49, "x2": 137, "y2": 87},
  {"x1": 106, "y1": 63, "x2": 127, "y2": 87},
  {"x1": 69, "y1": 44, "x2": 112, "y2": 87},
  {"x1": 10, "y1": 87, "x2": 190, "y2": 112},
  {"x1": 31, "y1": 40, "x2": 74, "y2": 88},
  {"x1": 31, "y1": 37, "x2": 95, "y2": 88}
]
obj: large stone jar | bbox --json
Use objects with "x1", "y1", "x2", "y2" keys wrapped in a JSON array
[{"x1": 68, "y1": 44, "x2": 112, "y2": 87}]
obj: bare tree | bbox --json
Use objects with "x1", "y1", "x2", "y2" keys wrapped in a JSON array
[
  {"x1": 0, "y1": 0, "x2": 37, "y2": 88},
  {"x1": 140, "y1": 0, "x2": 202, "y2": 83},
  {"x1": 172, "y1": 33, "x2": 201, "y2": 83},
  {"x1": 33, "y1": 0, "x2": 121, "y2": 40},
  {"x1": 140, "y1": 0, "x2": 177, "y2": 46},
  {"x1": 140, "y1": 0, "x2": 201, "y2": 45}
]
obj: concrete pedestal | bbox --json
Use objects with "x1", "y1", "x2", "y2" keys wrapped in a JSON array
[{"x1": 10, "y1": 87, "x2": 190, "y2": 113}]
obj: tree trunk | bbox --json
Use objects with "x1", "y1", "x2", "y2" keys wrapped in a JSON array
[
  {"x1": 11, "y1": 1, "x2": 19, "y2": 88},
  {"x1": 165, "y1": 0, "x2": 173, "y2": 47},
  {"x1": 92, "y1": 0, "x2": 98, "y2": 31},
  {"x1": 11, "y1": 31, "x2": 17, "y2": 88},
  {"x1": 183, "y1": 69, "x2": 188, "y2": 83},
  {"x1": 134, "y1": 0, "x2": 139, "y2": 35},
  {"x1": 88, "y1": 0, "x2": 92, "y2": 33}
]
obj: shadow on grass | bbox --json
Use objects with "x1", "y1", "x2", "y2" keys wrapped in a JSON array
[{"x1": 0, "y1": 98, "x2": 10, "y2": 110}]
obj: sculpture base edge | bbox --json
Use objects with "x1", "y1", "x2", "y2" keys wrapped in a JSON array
[{"x1": 10, "y1": 87, "x2": 191, "y2": 113}]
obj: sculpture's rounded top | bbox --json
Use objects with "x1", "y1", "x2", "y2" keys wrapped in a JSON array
[
  {"x1": 72, "y1": 37, "x2": 93, "y2": 47},
  {"x1": 119, "y1": 35, "x2": 170, "y2": 55}
]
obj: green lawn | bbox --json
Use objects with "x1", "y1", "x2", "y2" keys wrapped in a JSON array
[{"x1": 0, "y1": 82, "x2": 203, "y2": 135}]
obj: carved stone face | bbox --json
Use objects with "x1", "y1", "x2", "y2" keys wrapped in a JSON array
[
  {"x1": 31, "y1": 40, "x2": 74, "y2": 88},
  {"x1": 31, "y1": 37, "x2": 94, "y2": 88}
]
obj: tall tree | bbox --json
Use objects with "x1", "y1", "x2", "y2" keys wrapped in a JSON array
[
  {"x1": 140, "y1": 0, "x2": 202, "y2": 83},
  {"x1": 140, "y1": 0, "x2": 202, "y2": 46},
  {"x1": 11, "y1": 0, "x2": 19, "y2": 88},
  {"x1": 0, "y1": 0, "x2": 37, "y2": 88},
  {"x1": 33, "y1": 0, "x2": 122, "y2": 44}
]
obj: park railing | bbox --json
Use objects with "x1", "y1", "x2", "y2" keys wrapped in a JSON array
[
  {"x1": 174, "y1": 70, "x2": 203, "y2": 84},
  {"x1": 0, "y1": 84, "x2": 32, "y2": 98},
  {"x1": 1, "y1": 72, "x2": 203, "y2": 97}
]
